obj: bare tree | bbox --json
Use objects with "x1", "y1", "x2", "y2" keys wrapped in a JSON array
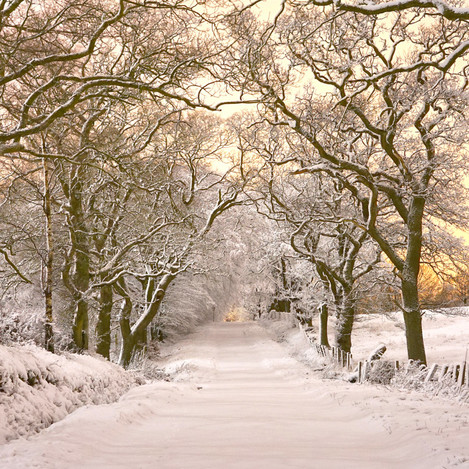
[
  {"x1": 0, "y1": 0, "x2": 236, "y2": 356},
  {"x1": 235, "y1": 120, "x2": 382, "y2": 351},
  {"x1": 79, "y1": 112, "x2": 246, "y2": 367},
  {"x1": 0, "y1": 0, "x2": 222, "y2": 156},
  {"x1": 220, "y1": 2, "x2": 469, "y2": 363}
]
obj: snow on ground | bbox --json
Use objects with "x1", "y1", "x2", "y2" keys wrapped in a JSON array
[
  {"x1": 0, "y1": 345, "x2": 142, "y2": 444},
  {"x1": 350, "y1": 308, "x2": 469, "y2": 364},
  {"x1": 0, "y1": 321, "x2": 468, "y2": 468}
]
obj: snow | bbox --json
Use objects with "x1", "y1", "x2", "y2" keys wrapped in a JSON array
[
  {"x1": 341, "y1": 0, "x2": 469, "y2": 18},
  {"x1": 350, "y1": 308, "x2": 469, "y2": 364},
  {"x1": 0, "y1": 345, "x2": 142, "y2": 444},
  {"x1": 1, "y1": 321, "x2": 468, "y2": 468}
]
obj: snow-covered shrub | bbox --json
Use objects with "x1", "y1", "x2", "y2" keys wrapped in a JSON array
[
  {"x1": 0, "y1": 344, "x2": 142, "y2": 443},
  {"x1": 367, "y1": 361, "x2": 396, "y2": 385},
  {"x1": 0, "y1": 283, "x2": 73, "y2": 350},
  {"x1": 0, "y1": 286, "x2": 44, "y2": 346},
  {"x1": 0, "y1": 309, "x2": 43, "y2": 346},
  {"x1": 391, "y1": 362, "x2": 469, "y2": 404}
]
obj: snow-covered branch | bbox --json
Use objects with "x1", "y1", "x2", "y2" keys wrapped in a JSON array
[{"x1": 307, "y1": 0, "x2": 469, "y2": 20}]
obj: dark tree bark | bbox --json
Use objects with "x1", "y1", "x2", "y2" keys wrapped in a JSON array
[
  {"x1": 70, "y1": 165, "x2": 90, "y2": 351},
  {"x1": 334, "y1": 299, "x2": 354, "y2": 353},
  {"x1": 399, "y1": 198, "x2": 427, "y2": 364},
  {"x1": 96, "y1": 281, "x2": 113, "y2": 359},
  {"x1": 318, "y1": 303, "x2": 330, "y2": 348},
  {"x1": 269, "y1": 257, "x2": 292, "y2": 313},
  {"x1": 117, "y1": 287, "x2": 133, "y2": 368},
  {"x1": 119, "y1": 272, "x2": 175, "y2": 368},
  {"x1": 42, "y1": 158, "x2": 54, "y2": 353}
]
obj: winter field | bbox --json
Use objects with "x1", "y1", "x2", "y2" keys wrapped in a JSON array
[
  {"x1": 343, "y1": 307, "x2": 469, "y2": 365},
  {"x1": 0, "y1": 313, "x2": 468, "y2": 469}
]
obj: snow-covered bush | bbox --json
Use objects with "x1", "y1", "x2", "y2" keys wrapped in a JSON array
[
  {"x1": 0, "y1": 286, "x2": 44, "y2": 346},
  {"x1": 391, "y1": 362, "x2": 469, "y2": 404},
  {"x1": 0, "y1": 283, "x2": 74, "y2": 350},
  {"x1": 0, "y1": 344, "x2": 142, "y2": 443},
  {"x1": 366, "y1": 361, "x2": 396, "y2": 385},
  {"x1": 0, "y1": 309, "x2": 43, "y2": 346}
]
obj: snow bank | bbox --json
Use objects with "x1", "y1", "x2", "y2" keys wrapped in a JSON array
[
  {"x1": 260, "y1": 319, "x2": 325, "y2": 368},
  {"x1": 0, "y1": 345, "x2": 142, "y2": 444}
]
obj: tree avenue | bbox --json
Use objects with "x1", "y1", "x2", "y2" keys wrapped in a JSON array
[
  {"x1": 232, "y1": 119, "x2": 382, "y2": 353},
  {"x1": 220, "y1": 1, "x2": 469, "y2": 363},
  {"x1": 0, "y1": 0, "x2": 468, "y2": 367}
]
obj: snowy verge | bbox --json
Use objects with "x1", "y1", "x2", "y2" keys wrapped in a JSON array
[
  {"x1": 261, "y1": 319, "x2": 469, "y2": 404},
  {"x1": 0, "y1": 344, "x2": 144, "y2": 444},
  {"x1": 258, "y1": 319, "x2": 327, "y2": 370}
]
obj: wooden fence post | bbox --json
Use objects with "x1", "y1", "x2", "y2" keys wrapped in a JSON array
[
  {"x1": 425, "y1": 363, "x2": 439, "y2": 383},
  {"x1": 346, "y1": 353, "x2": 351, "y2": 370},
  {"x1": 362, "y1": 361, "x2": 369, "y2": 382},
  {"x1": 457, "y1": 362, "x2": 466, "y2": 387},
  {"x1": 438, "y1": 364, "x2": 449, "y2": 381},
  {"x1": 447, "y1": 364, "x2": 455, "y2": 381}
]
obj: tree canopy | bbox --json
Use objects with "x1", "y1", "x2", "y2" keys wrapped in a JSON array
[{"x1": 0, "y1": 0, "x2": 468, "y2": 366}]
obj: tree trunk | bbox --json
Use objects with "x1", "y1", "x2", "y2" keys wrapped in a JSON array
[
  {"x1": 133, "y1": 328, "x2": 148, "y2": 357},
  {"x1": 119, "y1": 272, "x2": 175, "y2": 368},
  {"x1": 119, "y1": 327, "x2": 147, "y2": 369},
  {"x1": 43, "y1": 159, "x2": 54, "y2": 353},
  {"x1": 119, "y1": 333, "x2": 137, "y2": 369},
  {"x1": 401, "y1": 276, "x2": 427, "y2": 364},
  {"x1": 335, "y1": 299, "x2": 354, "y2": 353},
  {"x1": 70, "y1": 168, "x2": 90, "y2": 352},
  {"x1": 401, "y1": 198, "x2": 427, "y2": 365},
  {"x1": 73, "y1": 299, "x2": 89, "y2": 350},
  {"x1": 96, "y1": 282, "x2": 113, "y2": 359},
  {"x1": 318, "y1": 303, "x2": 330, "y2": 348}
]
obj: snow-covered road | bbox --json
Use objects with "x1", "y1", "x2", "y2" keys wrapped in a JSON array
[{"x1": 1, "y1": 322, "x2": 468, "y2": 468}]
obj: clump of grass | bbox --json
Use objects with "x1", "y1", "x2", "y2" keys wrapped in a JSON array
[
  {"x1": 391, "y1": 361, "x2": 469, "y2": 404},
  {"x1": 392, "y1": 361, "x2": 428, "y2": 389},
  {"x1": 367, "y1": 360, "x2": 396, "y2": 385}
]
